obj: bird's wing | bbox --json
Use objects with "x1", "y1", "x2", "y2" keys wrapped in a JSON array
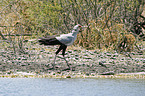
[
  {"x1": 39, "y1": 35, "x2": 56, "y2": 40},
  {"x1": 56, "y1": 34, "x2": 74, "y2": 45}
]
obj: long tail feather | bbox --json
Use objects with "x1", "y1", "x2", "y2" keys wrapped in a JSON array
[{"x1": 38, "y1": 37, "x2": 62, "y2": 45}]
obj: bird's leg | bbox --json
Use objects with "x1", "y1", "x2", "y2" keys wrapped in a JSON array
[
  {"x1": 52, "y1": 45, "x2": 63, "y2": 69},
  {"x1": 62, "y1": 45, "x2": 70, "y2": 69},
  {"x1": 63, "y1": 56, "x2": 70, "y2": 69}
]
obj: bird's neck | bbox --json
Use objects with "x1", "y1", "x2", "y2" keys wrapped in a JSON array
[{"x1": 71, "y1": 30, "x2": 79, "y2": 36}]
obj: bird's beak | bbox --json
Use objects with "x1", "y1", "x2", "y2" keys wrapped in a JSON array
[
  {"x1": 79, "y1": 26, "x2": 88, "y2": 32},
  {"x1": 82, "y1": 26, "x2": 88, "y2": 28}
]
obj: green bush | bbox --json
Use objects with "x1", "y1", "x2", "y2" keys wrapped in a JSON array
[{"x1": 0, "y1": 0, "x2": 144, "y2": 51}]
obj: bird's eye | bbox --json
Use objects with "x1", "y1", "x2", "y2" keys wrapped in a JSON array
[{"x1": 79, "y1": 25, "x2": 82, "y2": 28}]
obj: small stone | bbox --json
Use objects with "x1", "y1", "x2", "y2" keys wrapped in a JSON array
[
  {"x1": 99, "y1": 62, "x2": 107, "y2": 68},
  {"x1": 21, "y1": 64, "x2": 26, "y2": 66},
  {"x1": 94, "y1": 51, "x2": 99, "y2": 54},
  {"x1": 18, "y1": 57, "x2": 21, "y2": 60},
  {"x1": 46, "y1": 52, "x2": 50, "y2": 54},
  {"x1": 48, "y1": 67, "x2": 54, "y2": 70},
  {"x1": 22, "y1": 57, "x2": 27, "y2": 60},
  {"x1": 113, "y1": 53, "x2": 118, "y2": 57},
  {"x1": 86, "y1": 57, "x2": 92, "y2": 59},
  {"x1": 62, "y1": 68, "x2": 70, "y2": 71},
  {"x1": 71, "y1": 68, "x2": 75, "y2": 71},
  {"x1": 57, "y1": 71, "x2": 61, "y2": 74},
  {"x1": 68, "y1": 51, "x2": 72, "y2": 53},
  {"x1": 82, "y1": 64, "x2": 85, "y2": 66},
  {"x1": 131, "y1": 52, "x2": 136, "y2": 55},
  {"x1": 138, "y1": 51, "x2": 143, "y2": 55},
  {"x1": 99, "y1": 71, "x2": 115, "y2": 75},
  {"x1": 110, "y1": 57, "x2": 116, "y2": 59},
  {"x1": 106, "y1": 53, "x2": 112, "y2": 56},
  {"x1": 66, "y1": 75, "x2": 71, "y2": 78},
  {"x1": 85, "y1": 73, "x2": 90, "y2": 76},
  {"x1": 73, "y1": 50, "x2": 77, "y2": 52}
]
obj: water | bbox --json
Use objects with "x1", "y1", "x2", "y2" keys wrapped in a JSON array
[{"x1": 0, "y1": 78, "x2": 144, "y2": 96}]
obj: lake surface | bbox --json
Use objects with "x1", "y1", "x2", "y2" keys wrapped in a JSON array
[{"x1": 0, "y1": 78, "x2": 144, "y2": 96}]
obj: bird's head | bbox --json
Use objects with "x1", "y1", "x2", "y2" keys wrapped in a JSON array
[{"x1": 72, "y1": 24, "x2": 82, "y2": 33}]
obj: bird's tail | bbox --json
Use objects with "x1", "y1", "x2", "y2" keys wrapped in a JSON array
[{"x1": 38, "y1": 37, "x2": 62, "y2": 45}]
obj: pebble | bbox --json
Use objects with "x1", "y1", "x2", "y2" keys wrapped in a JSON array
[
  {"x1": 66, "y1": 75, "x2": 71, "y2": 78},
  {"x1": 0, "y1": 43, "x2": 144, "y2": 76},
  {"x1": 99, "y1": 71, "x2": 115, "y2": 75}
]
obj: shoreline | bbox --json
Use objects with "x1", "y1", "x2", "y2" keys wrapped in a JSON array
[{"x1": 0, "y1": 72, "x2": 145, "y2": 79}]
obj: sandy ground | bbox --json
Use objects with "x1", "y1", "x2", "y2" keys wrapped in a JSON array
[{"x1": 0, "y1": 42, "x2": 145, "y2": 78}]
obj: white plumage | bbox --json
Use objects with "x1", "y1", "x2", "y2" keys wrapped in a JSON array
[{"x1": 56, "y1": 24, "x2": 81, "y2": 46}]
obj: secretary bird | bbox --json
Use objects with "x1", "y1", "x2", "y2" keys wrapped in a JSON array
[{"x1": 38, "y1": 24, "x2": 83, "y2": 69}]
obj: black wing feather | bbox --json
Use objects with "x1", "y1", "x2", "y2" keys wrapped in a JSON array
[{"x1": 38, "y1": 36, "x2": 62, "y2": 45}]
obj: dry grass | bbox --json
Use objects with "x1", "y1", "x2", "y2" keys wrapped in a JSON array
[{"x1": 0, "y1": 0, "x2": 144, "y2": 52}]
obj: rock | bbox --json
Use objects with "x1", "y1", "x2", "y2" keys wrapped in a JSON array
[
  {"x1": 85, "y1": 73, "x2": 90, "y2": 76},
  {"x1": 62, "y1": 68, "x2": 70, "y2": 71},
  {"x1": 68, "y1": 50, "x2": 72, "y2": 53},
  {"x1": 138, "y1": 51, "x2": 143, "y2": 55},
  {"x1": 75, "y1": 57, "x2": 79, "y2": 60},
  {"x1": 48, "y1": 67, "x2": 54, "y2": 70},
  {"x1": 71, "y1": 67, "x2": 75, "y2": 71},
  {"x1": 66, "y1": 75, "x2": 71, "y2": 78},
  {"x1": 110, "y1": 57, "x2": 116, "y2": 60},
  {"x1": 82, "y1": 56, "x2": 88, "y2": 59},
  {"x1": 143, "y1": 60, "x2": 145, "y2": 63},
  {"x1": 21, "y1": 64, "x2": 26, "y2": 66},
  {"x1": 93, "y1": 51, "x2": 99, "y2": 54},
  {"x1": 106, "y1": 53, "x2": 112, "y2": 56},
  {"x1": 99, "y1": 71, "x2": 115, "y2": 75},
  {"x1": 22, "y1": 57, "x2": 27, "y2": 60},
  {"x1": 113, "y1": 53, "x2": 118, "y2": 57},
  {"x1": 99, "y1": 62, "x2": 107, "y2": 68},
  {"x1": 18, "y1": 57, "x2": 21, "y2": 60},
  {"x1": 141, "y1": 65, "x2": 145, "y2": 68},
  {"x1": 131, "y1": 52, "x2": 136, "y2": 55}
]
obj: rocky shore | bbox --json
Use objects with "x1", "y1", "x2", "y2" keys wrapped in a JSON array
[{"x1": 0, "y1": 42, "x2": 145, "y2": 78}]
